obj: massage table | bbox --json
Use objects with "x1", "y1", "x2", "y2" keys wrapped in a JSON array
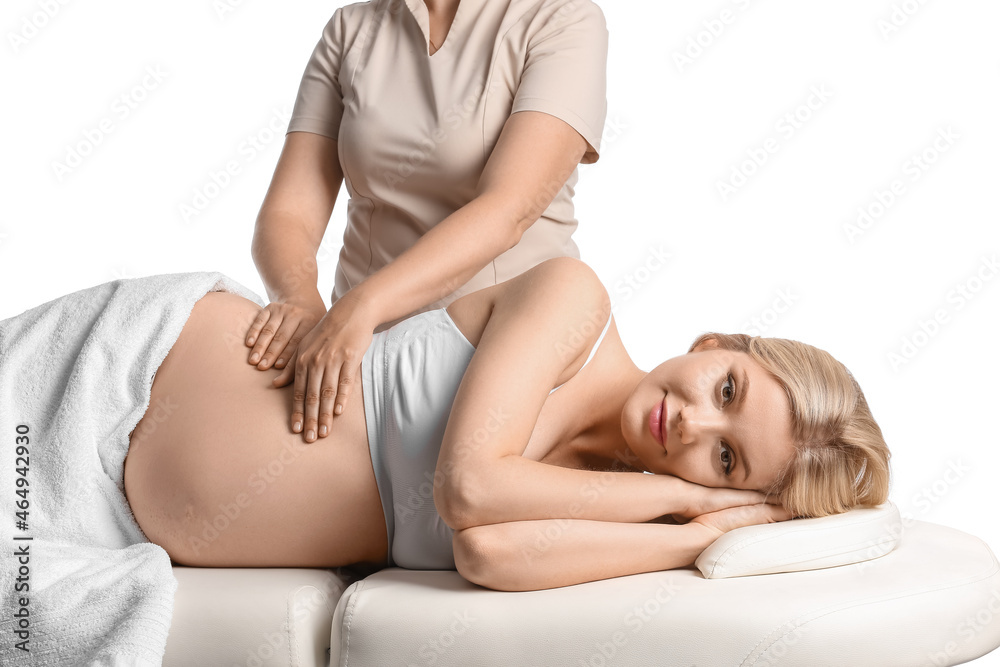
[{"x1": 161, "y1": 502, "x2": 1000, "y2": 666}]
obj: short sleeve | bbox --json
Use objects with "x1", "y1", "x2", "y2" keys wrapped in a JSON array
[
  {"x1": 510, "y1": 0, "x2": 609, "y2": 164},
  {"x1": 286, "y1": 8, "x2": 346, "y2": 140}
]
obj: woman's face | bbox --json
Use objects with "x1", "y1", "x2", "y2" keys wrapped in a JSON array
[{"x1": 621, "y1": 341, "x2": 797, "y2": 493}]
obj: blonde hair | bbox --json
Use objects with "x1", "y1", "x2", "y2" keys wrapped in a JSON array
[{"x1": 688, "y1": 332, "x2": 891, "y2": 518}]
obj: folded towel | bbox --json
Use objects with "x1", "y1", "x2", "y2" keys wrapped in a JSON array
[{"x1": 0, "y1": 271, "x2": 265, "y2": 666}]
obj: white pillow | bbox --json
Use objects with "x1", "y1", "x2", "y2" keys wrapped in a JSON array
[{"x1": 695, "y1": 501, "x2": 901, "y2": 579}]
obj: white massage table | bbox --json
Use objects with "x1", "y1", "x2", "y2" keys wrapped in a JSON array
[{"x1": 162, "y1": 502, "x2": 1000, "y2": 666}]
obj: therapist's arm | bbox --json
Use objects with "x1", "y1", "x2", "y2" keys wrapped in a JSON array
[
  {"x1": 351, "y1": 110, "x2": 589, "y2": 328},
  {"x1": 247, "y1": 132, "x2": 344, "y2": 368},
  {"x1": 252, "y1": 132, "x2": 343, "y2": 309},
  {"x1": 280, "y1": 113, "x2": 590, "y2": 443}
]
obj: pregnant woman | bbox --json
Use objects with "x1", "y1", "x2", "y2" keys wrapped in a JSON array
[
  {"x1": 123, "y1": 258, "x2": 891, "y2": 592},
  {"x1": 249, "y1": 0, "x2": 610, "y2": 441}
]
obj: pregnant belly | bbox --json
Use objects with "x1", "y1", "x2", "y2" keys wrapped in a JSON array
[{"x1": 123, "y1": 290, "x2": 388, "y2": 568}]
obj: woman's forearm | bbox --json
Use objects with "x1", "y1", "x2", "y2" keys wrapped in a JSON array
[
  {"x1": 455, "y1": 520, "x2": 717, "y2": 591},
  {"x1": 437, "y1": 454, "x2": 690, "y2": 531},
  {"x1": 350, "y1": 193, "x2": 522, "y2": 328},
  {"x1": 251, "y1": 211, "x2": 327, "y2": 311}
]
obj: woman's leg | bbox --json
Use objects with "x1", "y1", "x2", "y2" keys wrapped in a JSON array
[{"x1": 123, "y1": 291, "x2": 388, "y2": 568}]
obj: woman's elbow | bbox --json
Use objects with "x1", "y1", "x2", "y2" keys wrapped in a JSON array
[
  {"x1": 434, "y1": 472, "x2": 486, "y2": 531},
  {"x1": 452, "y1": 527, "x2": 508, "y2": 590}
]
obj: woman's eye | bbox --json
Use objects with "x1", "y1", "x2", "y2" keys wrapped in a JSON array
[
  {"x1": 721, "y1": 373, "x2": 735, "y2": 405},
  {"x1": 720, "y1": 444, "x2": 734, "y2": 476}
]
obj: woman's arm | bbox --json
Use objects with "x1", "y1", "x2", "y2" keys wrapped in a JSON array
[
  {"x1": 433, "y1": 258, "x2": 767, "y2": 530},
  {"x1": 350, "y1": 110, "x2": 588, "y2": 328},
  {"x1": 453, "y1": 519, "x2": 717, "y2": 591},
  {"x1": 454, "y1": 503, "x2": 794, "y2": 591},
  {"x1": 438, "y1": 439, "x2": 765, "y2": 531}
]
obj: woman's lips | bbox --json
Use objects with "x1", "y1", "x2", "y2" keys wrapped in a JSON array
[
  {"x1": 661, "y1": 397, "x2": 668, "y2": 449},
  {"x1": 650, "y1": 396, "x2": 666, "y2": 448}
]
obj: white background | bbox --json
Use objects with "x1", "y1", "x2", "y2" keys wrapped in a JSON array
[{"x1": 2, "y1": 0, "x2": 999, "y2": 662}]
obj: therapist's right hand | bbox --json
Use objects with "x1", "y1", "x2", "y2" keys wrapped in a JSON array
[{"x1": 245, "y1": 301, "x2": 327, "y2": 372}]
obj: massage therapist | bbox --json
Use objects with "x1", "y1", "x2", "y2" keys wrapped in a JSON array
[{"x1": 248, "y1": 0, "x2": 609, "y2": 443}]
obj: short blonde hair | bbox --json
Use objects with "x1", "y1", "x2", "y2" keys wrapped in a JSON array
[{"x1": 688, "y1": 332, "x2": 891, "y2": 518}]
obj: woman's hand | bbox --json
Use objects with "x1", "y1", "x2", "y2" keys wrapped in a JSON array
[
  {"x1": 245, "y1": 300, "x2": 327, "y2": 372},
  {"x1": 689, "y1": 502, "x2": 797, "y2": 542},
  {"x1": 272, "y1": 292, "x2": 378, "y2": 443},
  {"x1": 665, "y1": 475, "x2": 771, "y2": 522}
]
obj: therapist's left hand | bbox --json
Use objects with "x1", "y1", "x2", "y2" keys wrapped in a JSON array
[{"x1": 272, "y1": 292, "x2": 378, "y2": 443}]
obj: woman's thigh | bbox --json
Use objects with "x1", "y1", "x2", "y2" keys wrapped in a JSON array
[{"x1": 123, "y1": 291, "x2": 388, "y2": 568}]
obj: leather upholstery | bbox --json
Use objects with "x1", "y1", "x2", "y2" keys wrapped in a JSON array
[
  {"x1": 163, "y1": 566, "x2": 358, "y2": 667},
  {"x1": 330, "y1": 521, "x2": 1000, "y2": 666},
  {"x1": 159, "y1": 518, "x2": 1000, "y2": 666}
]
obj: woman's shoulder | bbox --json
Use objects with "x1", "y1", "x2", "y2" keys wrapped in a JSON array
[
  {"x1": 522, "y1": 256, "x2": 604, "y2": 290},
  {"x1": 446, "y1": 257, "x2": 609, "y2": 348},
  {"x1": 485, "y1": 257, "x2": 606, "y2": 310}
]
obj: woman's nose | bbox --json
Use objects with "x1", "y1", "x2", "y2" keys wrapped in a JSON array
[{"x1": 677, "y1": 404, "x2": 722, "y2": 445}]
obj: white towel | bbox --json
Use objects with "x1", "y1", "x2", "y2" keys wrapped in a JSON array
[{"x1": 0, "y1": 271, "x2": 265, "y2": 666}]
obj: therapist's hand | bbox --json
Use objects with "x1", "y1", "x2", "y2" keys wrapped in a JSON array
[
  {"x1": 272, "y1": 292, "x2": 378, "y2": 443},
  {"x1": 245, "y1": 300, "x2": 327, "y2": 371}
]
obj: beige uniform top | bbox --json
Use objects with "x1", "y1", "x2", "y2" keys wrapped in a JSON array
[{"x1": 287, "y1": 0, "x2": 609, "y2": 331}]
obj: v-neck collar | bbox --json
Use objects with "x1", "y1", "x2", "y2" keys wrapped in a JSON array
[{"x1": 403, "y1": 0, "x2": 465, "y2": 58}]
